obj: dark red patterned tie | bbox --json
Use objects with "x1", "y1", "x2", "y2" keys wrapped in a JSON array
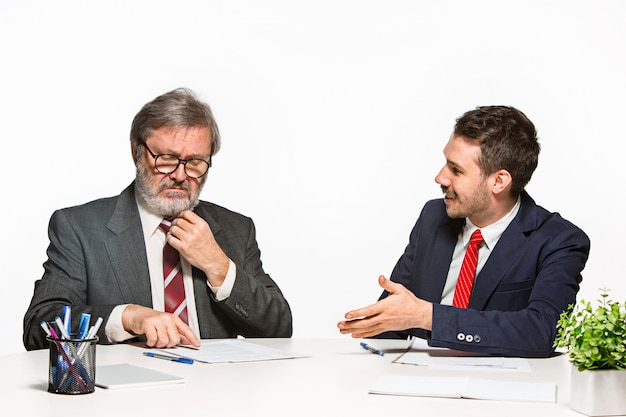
[
  {"x1": 452, "y1": 229, "x2": 484, "y2": 308},
  {"x1": 160, "y1": 221, "x2": 188, "y2": 324}
]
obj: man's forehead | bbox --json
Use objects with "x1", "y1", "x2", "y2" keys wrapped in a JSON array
[
  {"x1": 443, "y1": 134, "x2": 481, "y2": 166},
  {"x1": 147, "y1": 125, "x2": 212, "y2": 155}
]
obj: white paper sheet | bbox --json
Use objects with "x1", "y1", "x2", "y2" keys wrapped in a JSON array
[
  {"x1": 369, "y1": 375, "x2": 556, "y2": 403},
  {"x1": 159, "y1": 339, "x2": 308, "y2": 363},
  {"x1": 392, "y1": 338, "x2": 531, "y2": 372}
]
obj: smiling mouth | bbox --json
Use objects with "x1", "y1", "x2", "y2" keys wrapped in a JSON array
[{"x1": 441, "y1": 187, "x2": 455, "y2": 201}]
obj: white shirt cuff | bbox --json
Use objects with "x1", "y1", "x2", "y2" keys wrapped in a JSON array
[
  {"x1": 105, "y1": 304, "x2": 137, "y2": 343},
  {"x1": 208, "y1": 259, "x2": 236, "y2": 301}
]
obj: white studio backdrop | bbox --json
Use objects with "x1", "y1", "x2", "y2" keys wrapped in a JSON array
[{"x1": 1, "y1": 0, "x2": 624, "y2": 355}]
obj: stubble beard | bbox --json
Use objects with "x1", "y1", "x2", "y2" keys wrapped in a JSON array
[{"x1": 441, "y1": 182, "x2": 489, "y2": 220}]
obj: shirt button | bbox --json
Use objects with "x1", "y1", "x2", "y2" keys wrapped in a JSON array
[{"x1": 456, "y1": 332, "x2": 465, "y2": 341}]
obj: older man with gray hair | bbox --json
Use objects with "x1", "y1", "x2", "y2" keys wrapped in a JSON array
[{"x1": 24, "y1": 88, "x2": 292, "y2": 350}]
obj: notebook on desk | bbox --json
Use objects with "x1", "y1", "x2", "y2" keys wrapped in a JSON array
[{"x1": 95, "y1": 363, "x2": 185, "y2": 389}]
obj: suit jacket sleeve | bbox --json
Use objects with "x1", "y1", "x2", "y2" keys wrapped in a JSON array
[{"x1": 190, "y1": 203, "x2": 293, "y2": 339}]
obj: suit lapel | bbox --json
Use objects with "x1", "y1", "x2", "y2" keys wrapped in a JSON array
[
  {"x1": 104, "y1": 183, "x2": 152, "y2": 306},
  {"x1": 188, "y1": 203, "x2": 225, "y2": 337},
  {"x1": 429, "y1": 220, "x2": 464, "y2": 301},
  {"x1": 193, "y1": 204, "x2": 227, "y2": 253}
]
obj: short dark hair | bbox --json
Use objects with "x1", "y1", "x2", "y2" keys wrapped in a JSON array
[
  {"x1": 130, "y1": 87, "x2": 221, "y2": 155},
  {"x1": 454, "y1": 105, "x2": 540, "y2": 196}
]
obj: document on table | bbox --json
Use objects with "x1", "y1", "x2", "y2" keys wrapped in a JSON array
[
  {"x1": 369, "y1": 375, "x2": 556, "y2": 403},
  {"x1": 159, "y1": 339, "x2": 308, "y2": 364},
  {"x1": 392, "y1": 338, "x2": 531, "y2": 372}
]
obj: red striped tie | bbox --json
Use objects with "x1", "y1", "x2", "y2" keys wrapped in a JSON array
[
  {"x1": 160, "y1": 221, "x2": 189, "y2": 324},
  {"x1": 452, "y1": 229, "x2": 484, "y2": 308}
]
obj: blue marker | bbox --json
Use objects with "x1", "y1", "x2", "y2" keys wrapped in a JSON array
[
  {"x1": 360, "y1": 342, "x2": 385, "y2": 356},
  {"x1": 76, "y1": 316, "x2": 102, "y2": 357},
  {"x1": 143, "y1": 352, "x2": 194, "y2": 364},
  {"x1": 62, "y1": 306, "x2": 71, "y2": 337},
  {"x1": 77, "y1": 313, "x2": 91, "y2": 340}
]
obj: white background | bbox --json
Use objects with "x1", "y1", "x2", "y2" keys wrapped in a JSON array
[{"x1": 1, "y1": 0, "x2": 624, "y2": 356}]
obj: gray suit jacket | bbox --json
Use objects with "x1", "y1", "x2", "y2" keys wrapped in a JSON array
[{"x1": 23, "y1": 183, "x2": 292, "y2": 350}]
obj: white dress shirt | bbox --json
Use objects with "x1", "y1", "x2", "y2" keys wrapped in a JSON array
[
  {"x1": 440, "y1": 197, "x2": 521, "y2": 305},
  {"x1": 105, "y1": 192, "x2": 237, "y2": 343}
]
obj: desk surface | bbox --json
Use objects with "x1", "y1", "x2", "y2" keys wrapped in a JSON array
[{"x1": 2, "y1": 338, "x2": 580, "y2": 416}]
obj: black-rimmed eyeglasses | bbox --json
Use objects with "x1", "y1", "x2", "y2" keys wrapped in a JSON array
[{"x1": 139, "y1": 140, "x2": 212, "y2": 179}]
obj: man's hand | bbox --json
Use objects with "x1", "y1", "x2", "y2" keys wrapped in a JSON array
[
  {"x1": 337, "y1": 275, "x2": 433, "y2": 338},
  {"x1": 122, "y1": 304, "x2": 201, "y2": 348},
  {"x1": 168, "y1": 210, "x2": 230, "y2": 287}
]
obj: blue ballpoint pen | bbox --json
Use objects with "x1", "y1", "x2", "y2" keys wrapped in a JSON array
[
  {"x1": 360, "y1": 342, "x2": 384, "y2": 356},
  {"x1": 143, "y1": 352, "x2": 194, "y2": 364}
]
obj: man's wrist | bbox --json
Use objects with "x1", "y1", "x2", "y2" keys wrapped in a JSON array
[{"x1": 206, "y1": 255, "x2": 231, "y2": 286}]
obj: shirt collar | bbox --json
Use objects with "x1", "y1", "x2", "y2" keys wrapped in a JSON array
[{"x1": 463, "y1": 196, "x2": 521, "y2": 250}]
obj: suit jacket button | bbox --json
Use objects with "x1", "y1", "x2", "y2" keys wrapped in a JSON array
[
  {"x1": 465, "y1": 334, "x2": 474, "y2": 342},
  {"x1": 474, "y1": 335, "x2": 481, "y2": 343},
  {"x1": 456, "y1": 332, "x2": 465, "y2": 341},
  {"x1": 235, "y1": 302, "x2": 249, "y2": 317}
]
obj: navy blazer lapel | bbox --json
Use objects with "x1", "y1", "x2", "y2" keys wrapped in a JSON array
[
  {"x1": 429, "y1": 220, "x2": 464, "y2": 302},
  {"x1": 470, "y1": 192, "x2": 538, "y2": 309},
  {"x1": 104, "y1": 183, "x2": 152, "y2": 306}
]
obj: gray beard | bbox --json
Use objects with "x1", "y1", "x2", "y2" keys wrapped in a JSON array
[{"x1": 135, "y1": 163, "x2": 203, "y2": 218}]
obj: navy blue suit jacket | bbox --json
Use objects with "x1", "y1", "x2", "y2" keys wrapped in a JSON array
[{"x1": 377, "y1": 191, "x2": 590, "y2": 357}]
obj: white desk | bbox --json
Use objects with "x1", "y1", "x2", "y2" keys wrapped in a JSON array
[{"x1": 2, "y1": 338, "x2": 580, "y2": 416}]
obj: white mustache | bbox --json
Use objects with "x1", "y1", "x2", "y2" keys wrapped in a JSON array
[{"x1": 158, "y1": 181, "x2": 190, "y2": 193}]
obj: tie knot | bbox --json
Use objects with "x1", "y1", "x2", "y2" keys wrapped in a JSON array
[
  {"x1": 470, "y1": 229, "x2": 484, "y2": 246},
  {"x1": 159, "y1": 220, "x2": 171, "y2": 233}
]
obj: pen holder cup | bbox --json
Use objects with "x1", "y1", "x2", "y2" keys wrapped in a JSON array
[{"x1": 47, "y1": 335, "x2": 98, "y2": 394}]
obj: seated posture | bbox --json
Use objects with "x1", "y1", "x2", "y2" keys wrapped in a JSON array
[
  {"x1": 24, "y1": 88, "x2": 292, "y2": 350},
  {"x1": 338, "y1": 105, "x2": 590, "y2": 357}
]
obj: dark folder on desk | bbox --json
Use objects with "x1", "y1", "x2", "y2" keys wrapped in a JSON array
[{"x1": 95, "y1": 363, "x2": 185, "y2": 389}]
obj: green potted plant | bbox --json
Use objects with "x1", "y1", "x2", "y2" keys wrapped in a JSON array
[{"x1": 554, "y1": 289, "x2": 626, "y2": 416}]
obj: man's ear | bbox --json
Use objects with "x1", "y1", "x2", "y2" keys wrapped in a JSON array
[
  {"x1": 491, "y1": 169, "x2": 512, "y2": 195},
  {"x1": 131, "y1": 144, "x2": 138, "y2": 164}
]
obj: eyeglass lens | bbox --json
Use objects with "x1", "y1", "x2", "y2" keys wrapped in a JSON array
[{"x1": 155, "y1": 154, "x2": 209, "y2": 178}]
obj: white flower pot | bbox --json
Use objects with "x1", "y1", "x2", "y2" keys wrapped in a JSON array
[{"x1": 570, "y1": 365, "x2": 626, "y2": 416}]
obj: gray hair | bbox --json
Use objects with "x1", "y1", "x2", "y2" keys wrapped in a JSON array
[{"x1": 130, "y1": 87, "x2": 221, "y2": 155}]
